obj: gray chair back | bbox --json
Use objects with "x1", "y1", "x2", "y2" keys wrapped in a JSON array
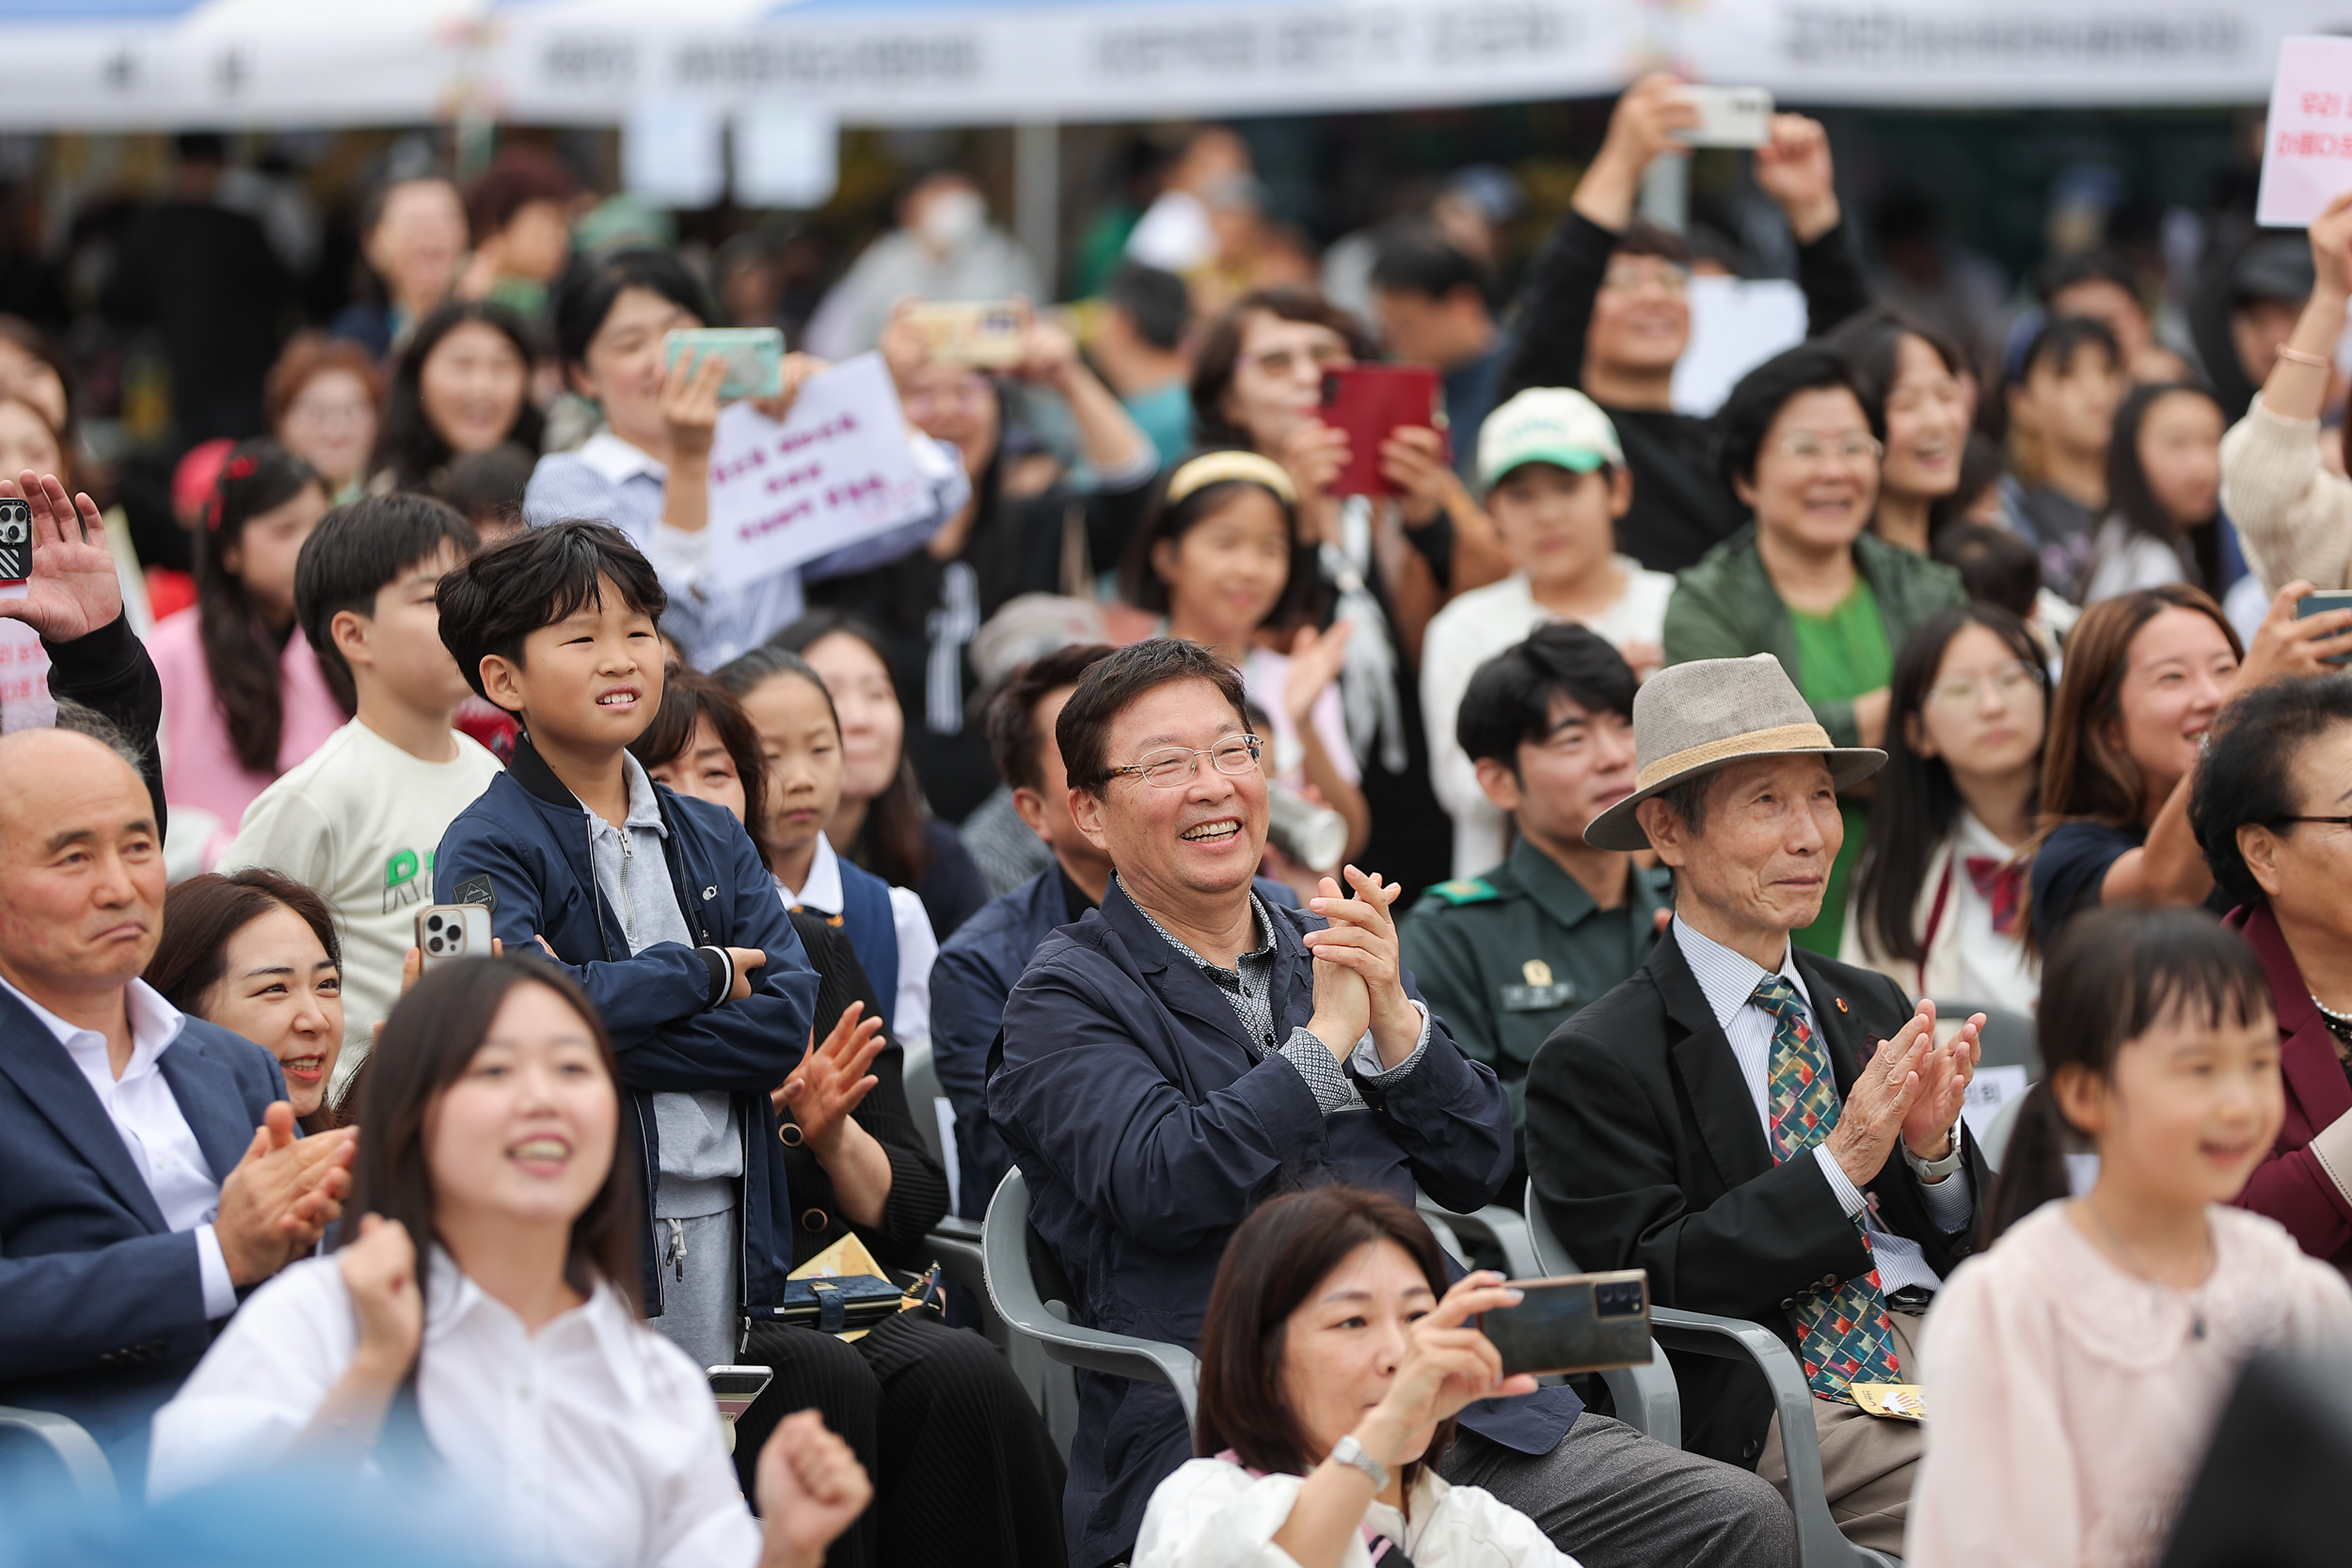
[
  {"x1": 0, "y1": 1405, "x2": 116, "y2": 1502},
  {"x1": 1930, "y1": 997, "x2": 2039, "y2": 1079},
  {"x1": 900, "y1": 1036, "x2": 949, "y2": 1171}
]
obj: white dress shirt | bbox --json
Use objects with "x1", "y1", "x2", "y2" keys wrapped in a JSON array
[
  {"x1": 1136, "y1": 1456, "x2": 1576, "y2": 1567},
  {"x1": 150, "y1": 1249, "x2": 763, "y2": 1568},
  {"x1": 1671, "y1": 919, "x2": 1971, "y2": 1296},
  {"x1": 0, "y1": 973, "x2": 236, "y2": 1318},
  {"x1": 779, "y1": 833, "x2": 938, "y2": 1051}
]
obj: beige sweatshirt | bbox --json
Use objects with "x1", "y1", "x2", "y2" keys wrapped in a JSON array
[{"x1": 2218, "y1": 397, "x2": 2352, "y2": 593}]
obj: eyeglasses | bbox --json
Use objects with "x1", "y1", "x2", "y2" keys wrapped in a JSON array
[
  {"x1": 1600, "y1": 261, "x2": 1690, "y2": 294},
  {"x1": 2280, "y1": 815, "x2": 2352, "y2": 831},
  {"x1": 1926, "y1": 662, "x2": 2042, "y2": 709},
  {"x1": 1772, "y1": 432, "x2": 1883, "y2": 465},
  {"x1": 1236, "y1": 341, "x2": 1350, "y2": 380},
  {"x1": 1108, "y1": 735, "x2": 1263, "y2": 788}
]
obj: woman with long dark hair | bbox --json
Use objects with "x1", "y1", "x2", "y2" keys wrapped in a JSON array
[
  {"x1": 1825, "y1": 306, "x2": 1971, "y2": 558},
  {"x1": 1843, "y1": 606, "x2": 2048, "y2": 1013},
  {"x1": 372, "y1": 299, "x2": 542, "y2": 495},
  {"x1": 148, "y1": 438, "x2": 347, "y2": 866},
  {"x1": 148, "y1": 958, "x2": 872, "y2": 1568},
  {"x1": 2083, "y1": 382, "x2": 2245, "y2": 605}
]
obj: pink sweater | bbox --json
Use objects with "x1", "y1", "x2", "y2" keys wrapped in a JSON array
[
  {"x1": 1909, "y1": 1201, "x2": 2352, "y2": 1568},
  {"x1": 148, "y1": 608, "x2": 345, "y2": 865}
]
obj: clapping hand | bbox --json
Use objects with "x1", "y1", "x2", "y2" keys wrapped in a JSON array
[
  {"x1": 773, "y1": 1001, "x2": 885, "y2": 1155},
  {"x1": 0, "y1": 470, "x2": 118, "y2": 643},
  {"x1": 756, "y1": 1410, "x2": 874, "y2": 1568},
  {"x1": 1897, "y1": 999, "x2": 1981, "y2": 1164},
  {"x1": 1304, "y1": 867, "x2": 1417, "y2": 1066},
  {"x1": 214, "y1": 1102, "x2": 358, "y2": 1286}
]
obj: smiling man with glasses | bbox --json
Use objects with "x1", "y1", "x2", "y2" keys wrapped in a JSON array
[{"x1": 988, "y1": 636, "x2": 1795, "y2": 1568}]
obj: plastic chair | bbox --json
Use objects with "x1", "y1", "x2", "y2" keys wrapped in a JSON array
[
  {"x1": 982, "y1": 1169, "x2": 1200, "y2": 1437},
  {"x1": 1929, "y1": 998, "x2": 2039, "y2": 1080},
  {"x1": 0, "y1": 1405, "x2": 116, "y2": 1502},
  {"x1": 1977, "y1": 1091, "x2": 2028, "y2": 1173},
  {"x1": 1415, "y1": 1192, "x2": 1544, "y2": 1281},
  {"x1": 900, "y1": 1036, "x2": 951, "y2": 1172},
  {"x1": 1523, "y1": 1181, "x2": 1897, "y2": 1568}
]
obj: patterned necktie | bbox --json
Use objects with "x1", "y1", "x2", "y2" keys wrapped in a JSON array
[{"x1": 1751, "y1": 974, "x2": 1904, "y2": 1402}]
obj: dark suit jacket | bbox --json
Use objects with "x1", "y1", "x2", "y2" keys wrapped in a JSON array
[
  {"x1": 2228, "y1": 906, "x2": 2352, "y2": 1271},
  {"x1": 1523, "y1": 932, "x2": 1986, "y2": 1466},
  {"x1": 0, "y1": 988, "x2": 286, "y2": 1474}
]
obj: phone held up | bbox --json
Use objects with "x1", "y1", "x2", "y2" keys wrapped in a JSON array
[
  {"x1": 2296, "y1": 588, "x2": 2352, "y2": 665},
  {"x1": 1318, "y1": 364, "x2": 1448, "y2": 497},
  {"x1": 906, "y1": 301, "x2": 1027, "y2": 369},
  {"x1": 663, "y1": 326, "x2": 786, "y2": 401},
  {"x1": 415, "y1": 904, "x2": 493, "y2": 973},
  {"x1": 1474, "y1": 1270, "x2": 1653, "y2": 1378},
  {"x1": 0, "y1": 495, "x2": 28, "y2": 585},
  {"x1": 1670, "y1": 86, "x2": 1774, "y2": 149}
]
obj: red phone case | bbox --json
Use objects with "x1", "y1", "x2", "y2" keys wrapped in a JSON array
[{"x1": 1320, "y1": 365, "x2": 1449, "y2": 497}]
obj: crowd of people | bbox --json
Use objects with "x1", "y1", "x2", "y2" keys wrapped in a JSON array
[{"x1": 6, "y1": 74, "x2": 2352, "y2": 1568}]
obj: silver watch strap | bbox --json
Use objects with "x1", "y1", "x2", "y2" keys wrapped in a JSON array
[{"x1": 1328, "y1": 1433, "x2": 1390, "y2": 1492}]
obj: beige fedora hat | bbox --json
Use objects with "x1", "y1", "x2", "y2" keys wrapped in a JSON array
[{"x1": 1584, "y1": 653, "x2": 1886, "y2": 851}]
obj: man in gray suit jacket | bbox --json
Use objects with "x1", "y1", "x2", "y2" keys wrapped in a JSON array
[{"x1": 0, "y1": 728, "x2": 355, "y2": 1484}]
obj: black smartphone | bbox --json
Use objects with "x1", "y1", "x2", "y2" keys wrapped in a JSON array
[
  {"x1": 2296, "y1": 589, "x2": 2352, "y2": 665},
  {"x1": 1475, "y1": 1271, "x2": 1653, "y2": 1378},
  {"x1": 0, "y1": 496, "x2": 27, "y2": 584}
]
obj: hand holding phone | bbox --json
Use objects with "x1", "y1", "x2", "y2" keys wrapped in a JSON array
[
  {"x1": 1669, "y1": 86, "x2": 1774, "y2": 149},
  {"x1": 1319, "y1": 365, "x2": 1448, "y2": 497},
  {"x1": 906, "y1": 301, "x2": 1029, "y2": 369},
  {"x1": 2293, "y1": 586, "x2": 2352, "y2": 667},
  {"x1": 1474, "y1": 1270, "x2": 1653, "y2": 1378},
  {"x1": 664, "y1": 327, "x2": 786, "y2": 401},
  {"x1": 415, "y1": 905, "x2": 493, "y2": 972},
  {"x1": 1346, "y1": 1272, "x2": 1541, "y2": 1472}
]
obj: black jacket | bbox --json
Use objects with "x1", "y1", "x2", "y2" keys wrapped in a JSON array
[
  {"x1": 42, "y1": 612, "x2": 166, "y2": 837},
  {"x1": 1523, "y1": 932, "x2": 1985, "y2": 1466}
]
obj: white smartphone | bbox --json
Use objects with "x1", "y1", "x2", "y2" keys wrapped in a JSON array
[
  {"x1": 414, "y1": 904, "x2": 493, "y2": 972},
  {"x1": 1673, "y1": 85, "x2": 1774, "y2": 149}
]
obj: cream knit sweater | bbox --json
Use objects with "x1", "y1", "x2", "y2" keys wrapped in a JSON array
[{"x1": 2218, "y1": 397, "x2": 2352, "y2": 592}]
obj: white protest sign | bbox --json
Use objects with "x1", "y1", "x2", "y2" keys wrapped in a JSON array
[
  {"x1": 705, "y1": 353, "x2": 936, "y2": 581},
  {"x1": 2258, "y1": 36, "x2": 2352, "y2": 228},
  {"x1": 1960, "y1": 1063, "x2": 2030, "y2": 1146},
  {"x1": 1671, "y1": 276, "x2": 1807, "y2": 417}
]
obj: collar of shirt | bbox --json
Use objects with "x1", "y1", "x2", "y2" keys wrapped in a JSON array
[
  {"x1": 1121, "y1": 877, "x2": 1276, "y2": 979},
  {"x1": 574, "y1": 432, "x2": 666, "y2": 488},
  {"x1": 1672, "y1": 914, "x2": 1813, "y2": 1033},
  {"x1": 0, "y1": 971, "x2": 187, "y2": 1092},
  {"x1": 579, "y1": 752, "x2": 669, "y2": 839},
  {"x1": 422, "y1": 1245, "x2": 650, "y2": 1406},
  {"x1": 777, "y1": 832, "x2": 844, "y2": 915},
  {"x1": 1508, "y1": 835, "x2": 1607, "y2": 930}
]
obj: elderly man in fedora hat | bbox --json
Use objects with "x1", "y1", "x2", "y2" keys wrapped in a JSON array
[{"x1": 1524, "y1": 652, "x2": 1987, "y2": 1555}]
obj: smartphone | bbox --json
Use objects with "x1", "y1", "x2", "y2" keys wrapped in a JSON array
[
  {"x1": 707, "y1": 1365, "x2": 773, "y2": 1423},
  {"x1": 1671, "y1": 85, "x2": 1774, "y2": 149},
  {"x1": 907, "y1": 300, "x2": 1027, "y2": 369},
  {"x1": 664, "y1": 326, "x2": 785, "y2": 401},
  {"x1": 0, "y1": 496, "x2": 27, "y2": 584},
  {"x1": 2296, "y1": 589, "x2": 2352, "y2": 665},
  {"x1": 414, "y1": 904, "x2": 493, "y2": 972},
  {"x1": 1475, "y1": 1270, "x2": 1653, "y2": 1378},
  {"x1": 1319, "y1": 364, "x2": 1449, "y2": 497}
]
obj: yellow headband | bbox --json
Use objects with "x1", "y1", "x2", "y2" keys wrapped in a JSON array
[{"x1": 1165, "y1": 450, "x2": 1297, "y2": 507}]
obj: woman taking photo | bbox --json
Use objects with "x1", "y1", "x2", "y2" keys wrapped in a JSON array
[
  {"x1": 1663, "y1": 342, "x2": 1969, "y2": 952},
  {"x1": 1844, "y1": 606, "x2": 2049, "y2": 1014},
  {"x1": 2025, "y1": 582, "x2": 2351, "y2": 952},
  {"x1": 1123, "y1": 450, "x2": 1371, "y2": 863},
  {"x1": 526, "y1": 250, "x2": 964, "y2": 671},
  {"x1": 770, "y1": 611, "x2": 992, "y2": 942},
  {"x1": 148, "y1": 438, "x2": 346, "y2": 867},
  {"x1": 1135, "y1": 1185, "x2": 1563, "y2": 1568},
  {"x1": 1825, "y1": 307, "x2": 1971, "y2": 558},
  {"x1": 2189, "y1": 677, "x2": 2352, "y2": 1272},
  {"x1": 373, "y1": 299, "x2": 541, "y2": 496},
  {"x1": 267, "y1": 334, "x2": 382, "y2": 505},
  {"x1": 2083, "y1": 382, "x2": 2244, "y2": 606},
  {"x1": 148, "y1": 958, "x2": 871, "y2": 1568},
  {"x1": 146, "y1": 869, "x2": 348, "y2": 1128}
]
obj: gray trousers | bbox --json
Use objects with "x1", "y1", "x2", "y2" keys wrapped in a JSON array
[
  {"x1": 648, "y1": 1210, "x2": 741, "y2": 1375},
  {"x1": 1441, "y1": 1413, "x2": 1797, "y2": 1568}
]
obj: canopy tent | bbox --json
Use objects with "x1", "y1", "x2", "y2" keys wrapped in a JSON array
[{"x1": 0, "y1": 0, "x2": 2340, "y2": 130}]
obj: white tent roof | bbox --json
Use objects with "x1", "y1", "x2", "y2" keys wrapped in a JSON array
[{"x1": 0, "y1": 0, "x2": 2333, "y2": 128}]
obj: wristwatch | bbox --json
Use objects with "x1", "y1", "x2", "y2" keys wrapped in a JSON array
[
  {"x1": 1328, "y1": 1433, "x2": 1390, "y2": 1493},
  {"x1": 1902, "y1": 1130, "x2": 1967, "y2": 1183}
]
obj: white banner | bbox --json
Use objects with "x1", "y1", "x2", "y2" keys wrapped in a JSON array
[{"x1": 704, "y1": 352, "x2": 937, "y2": 582}]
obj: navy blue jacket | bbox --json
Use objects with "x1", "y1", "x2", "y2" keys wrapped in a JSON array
[
  {"x1": 933, "y1": 865, "x2": 1298, "y2": 1218},
  {"x1": 0, "y1": 992, "x2": 286, "y2": 1481},
  {"x1": 990, "y1": 879, "x2": 1572, "y2": 1566},
  {"x1": 434, "y1": 735, "x2": 818, "y2": 1315}
]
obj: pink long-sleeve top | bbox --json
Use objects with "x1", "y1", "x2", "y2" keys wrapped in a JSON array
[
  {"x1": 1908, "y1": 1201, "x2": 2352, "y2": 1568},
  {"x1": 148, "y1": 607, "x2": 344, "y2": 865}
]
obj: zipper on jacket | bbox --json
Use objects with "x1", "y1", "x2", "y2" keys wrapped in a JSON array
[{"x1": 618, "y1": 832, "x2": 638, "y2": 948}]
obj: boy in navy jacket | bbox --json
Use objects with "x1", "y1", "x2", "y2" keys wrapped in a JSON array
[{"x1": 433, "y1": 519, "x2": 817, "y2": 1370}]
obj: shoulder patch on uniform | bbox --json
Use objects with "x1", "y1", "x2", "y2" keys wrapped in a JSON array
[
  {"x1": 1422, "y1": 878, "x2": 1501, "y2": 907},
  {"x1": 454, "y1": 874, "x2": 497, "y2": 911}
]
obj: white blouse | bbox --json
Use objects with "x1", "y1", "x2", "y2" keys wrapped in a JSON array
[
  {"x1": 1135, "y1": 1457, "x2": 1577, "y2": 1568},
  {"x1": 149, "y1": 1250, "x2": 762, "y2": 1568}
]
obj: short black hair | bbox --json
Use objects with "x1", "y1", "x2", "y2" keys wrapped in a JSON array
[
  {"x1": 1454, "y1": 624, "x2": 1636, "y2": 770},
  {"x1": 1932, "y1": 518, "x2": 2042, "y2": 618},
  {"x1": 1716, "y1": 342, "x2": 1877, "y2": 492},
  {"x1": 1057, "y1": 638, "x2": 1250, "y2": 796},
  {"x1": 2038, "y1": 248, "x2": 2139, "y2": 308},
  {"x1": 1369, "y1": 222, "x2": 1496, "y2": 312},
  {"x1": 296, "y1": 493, "x2": 480, "y2": 695},
  {"x1": 1105, "y1": 262, "x2": 1190, "y2": 355},
  {"x1": 436, "y1": 519, "x2": 667, "y2": 705},
  {"x1": 986, "y1": 643, "x2": 1117, "y2": 792},
  {"x1": 2017, "y1": 314, "x2": 2122, "y2": 386},
  {"x1": 435, "y1": 442, "x2": 536, "y2": 530},
  {"x1": 554, "y1": 247, "x2": 715, "y2": 373},
  {"x1": 2190, "y1": 674, "x2": 2352, "y2": 910}
]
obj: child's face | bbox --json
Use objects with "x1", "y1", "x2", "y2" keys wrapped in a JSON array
[
  {"x1": 2062, "y1": 1004, "x2": 2283, "y2": 1209},
  {"x1": 2136, "y1": 390, "x2": 2224, "y2": 528},
  {"x1": 1152, "y1": 487, "x2": 1292, "y2": 641},
  {"x1": 1486, "y1": 463, "x2": 1627, "y2": 590},
  {"x1": 2013, "y1": 345, "x2": 2124, "y2": 460},
  {"x1": 644, "y1": 716, "x2": 747, "y2": 825},
  {"x1": 357, "y1": 544, "x2": 472, "y2": 716},
  {"x1": 738, "y1": 673, "x2": 846, "y2": 859},
  {"x1": 800, "y1": 632, "x2": 901, "y2": 804},
  {"x1": 225, "y1": 483, "x2": 330, "y2": 625},
  {"x1": 485, "y1": 573, "x2": 663, "y2": 748}
]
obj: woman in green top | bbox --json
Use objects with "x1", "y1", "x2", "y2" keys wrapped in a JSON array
[{"x1": 1662, "y1": 342, "x2": 1968, "y2": 952}]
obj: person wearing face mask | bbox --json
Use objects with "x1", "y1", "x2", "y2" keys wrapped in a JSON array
[
  {"x1": 2083, "y1": 383, "x2": 2249, "y2": 606},
  {"x1": 1496, "y1": 73, "x2": 1869, "y2": 576},
  {"x1": 1842, "y1": 608, "x2": 2050, "y2": 1016},
  {"x1": 330, "y1": 176, "x2": 468, "y2": 362},
  {"x1": 372, "y1": 300, "x2": 543, "y2": 497},
  {"x1": 2023, "y1": 583, "x2": 2352, "y2": 954},
  {"x1": 525, "y1": 250, "x2": 964, "y2": 671},
  {"x1": 803, "y1": 170, "x2": 1044, "y2": 363},
  {"x1": 1824, "y1": 308, "x2": 1971, "y2": 559},
  {"x1": 1663, "y1": 345, "x2": 1969, "y2": 954}
]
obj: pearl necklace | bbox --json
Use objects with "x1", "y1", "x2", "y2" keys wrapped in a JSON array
[{"x1": 2310, "y1": 993, "x2": 2352, "y2": 1058}]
